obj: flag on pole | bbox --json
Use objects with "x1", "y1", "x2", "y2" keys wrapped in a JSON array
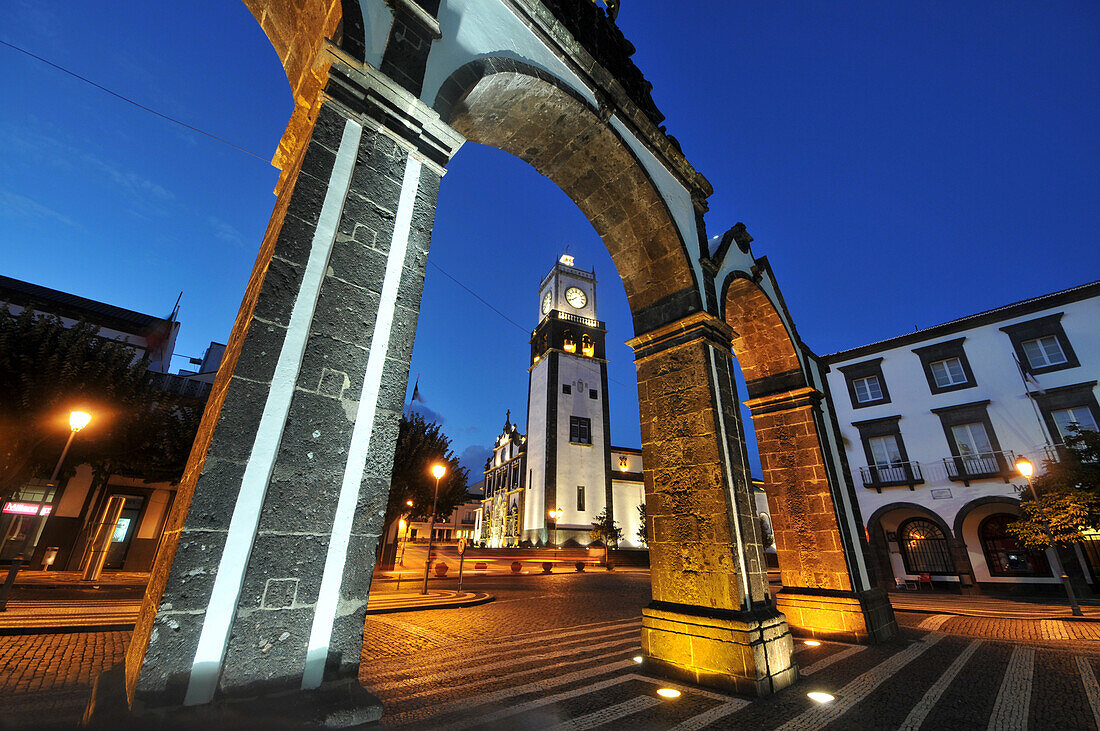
[
  {"x1": 411, "y1": 376, "x2": 424, "y2": 403},
  {"x1": 1013, "y1": 353, "x2": 1045, "y2": 395}
]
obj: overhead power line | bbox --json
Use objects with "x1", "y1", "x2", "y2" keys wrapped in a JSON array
[
  {"x1": 4, "y1": 38, "x2": 635, "y2": 391},
  {"x1": 0, "y1": 38, "x2": 269, "y2": 163}
]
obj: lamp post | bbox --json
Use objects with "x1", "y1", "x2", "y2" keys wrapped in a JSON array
[
  {"x1": 421, "y1": 464, "x2": 446, "y2": 595},
  {"x1": 395, "y1": 500, "x2": 413, "y2": 592},
  {"x1": 1016, "y1": 456, "x2": 1083, "y2": 617},
  {"x1": 549, "y1": 508, "x2": 563, "y2": 547},
  {"x1": 0, "y1": 410, "x2": 91, "y2": 611}
]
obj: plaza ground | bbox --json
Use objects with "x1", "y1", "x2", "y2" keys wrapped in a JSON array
[{"x1": 4, "y1": 570, "x2": 1100, "y2": 728}]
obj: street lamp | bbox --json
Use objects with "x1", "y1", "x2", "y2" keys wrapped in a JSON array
[
  {"x1": 0, "y1": 410, "x2": 91, "y2": 611},
  {"x1": 1015, "y1": 456, "x2": 1083, "y2": 617},
  {"x1": 549, "y1": 508, "x2": 563, "y2": 547},
  {"x1": 395, "y1": 500, "x2": 414, "y2": 591},
  {"x1": 421, "y1": 463, "x2": 446, "y2": 595}
]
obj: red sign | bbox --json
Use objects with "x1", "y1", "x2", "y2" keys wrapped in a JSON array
[{"x1": 2, "y1": 502, "x2": 51, "y2": 516}]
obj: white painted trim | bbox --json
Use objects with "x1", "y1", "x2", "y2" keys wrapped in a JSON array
[
  {"x1": 707, "y1": 344, "x2": 753, "y2": 608},
  {"x1": 183, "y1": 118, "x2": 364, "y2": 706},
  {"x1": 302, "y1": 153, "x2": 424, "y2": 689}
]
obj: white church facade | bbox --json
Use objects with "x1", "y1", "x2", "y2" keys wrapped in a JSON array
[{"x1": 475, "y1": 255, "x2": 647, "y2": 549}]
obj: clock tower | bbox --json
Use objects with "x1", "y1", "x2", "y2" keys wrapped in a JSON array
[{"x1": 524, "y1": 255, "x2": 613, "y2": 545}]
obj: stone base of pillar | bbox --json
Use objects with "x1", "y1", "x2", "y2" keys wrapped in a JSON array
[
  {"x1": 641, "y1": 601, "x2": 798, "y2": 697},
  {"x1": 775, "y1": 586, "x2": 897, "y2": 644},
  {"x1": 87, "y1": 662, "x2": 382, "y2": 729}
]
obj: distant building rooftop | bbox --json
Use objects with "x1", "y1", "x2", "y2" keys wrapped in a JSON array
[
  {"x1": 825, "y1": 279, "x2": 1100, "y2": 363},
  {"x1": 0, "y1": 274, "x2": 162, "y2": 334}
]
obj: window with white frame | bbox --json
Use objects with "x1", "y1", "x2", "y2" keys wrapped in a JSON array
[
  {"x1": 1001, "y1": 314, "x2": 1078, "y2": 375},
  {"x1": 930, "y1": 357, "x2": 967, "y2": 388},
  {"x1": 1022, "y1": 335, "x2": 1068, "y2": 370},
  {"x1": 868, "y1": 435, "x2": 903, "y2": 467},
  {"x1": 951, "y1": 422, "x2": 993, "y2": 457},
  {"x1": 853, "y1": 375, "x2": 883, "y2": 403},
  {"x1": 1051, "y1": 406, "x2": 1099, "y2": 440}
]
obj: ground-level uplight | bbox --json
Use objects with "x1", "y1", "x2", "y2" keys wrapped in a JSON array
[
  {"x1": 807, "y1": 691, "x2": 835, "y2": 704},
  {"x1": 656, "y1": 688, "x2": 681, "y2": 699},
  {"x1": 804, "y1": 640, "x2": 822, "y2": 647},
  {"x1": 633, "y1": 655, "x2": 643, "y2": 664}
]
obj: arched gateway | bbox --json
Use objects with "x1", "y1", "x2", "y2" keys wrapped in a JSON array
[{"x1": 122, "y1": 0, "x2": 896, "y2": 718}]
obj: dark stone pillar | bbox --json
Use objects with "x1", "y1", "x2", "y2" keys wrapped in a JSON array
[
  {"x1": 123, "y1": 53, "x2": 463, "y2": 723},
  {"x1": 627, "y1": 313, "x2": 796, "y2": 697},
  {"x1": 745, "y1": 388, "x2": 897, "y2": 643}
]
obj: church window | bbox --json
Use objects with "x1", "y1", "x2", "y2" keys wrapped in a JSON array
[
  {"x1": 562, "y1": 384, "x2": 571, "y2": 394},
  {"x1": 589, "y1": 389, "x2": 598, "y2": 400},
  {"x1": 570, "y1": 416, "x2": 591, "y2": 444},
  {"x1": 577, "y1": 486, "x2": 585, "y2": 511}
]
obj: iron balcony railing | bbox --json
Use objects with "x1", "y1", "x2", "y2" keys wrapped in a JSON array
[
  {"x1": 943, "y1": 450, "x2": 1015, "y2": 485},
  {"x1": 859, "y1": 462, "x2": 924, "y2": 492}
]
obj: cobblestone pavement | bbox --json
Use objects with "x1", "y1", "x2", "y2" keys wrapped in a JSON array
[
  {"x1": 361, "y1": 572, "x2": 1100, "y2": 730},
  {"x1": 0, "y1": 630, "x2": 128, "y2": 727},
  {"x1": 5, "y1": 572, "x2": 1100, "y2": 728}
]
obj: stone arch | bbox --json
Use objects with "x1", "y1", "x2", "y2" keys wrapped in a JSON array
[
  {"x1": 436, "y1": 59, "x2": 702, "y2": 332},
  {"x1": 867, "y1": 502, "x2": 955, "y2": 540},
  {"x1": 719, "y1": 266, "x2": 894, "y2": 641},
  {"x1": 241, "y1": 0, "x2": 367, "y2": 173},
  {"x1": 120, "y1": 1, "x2": 900, "y2": 712},
  {"x1": 864, "y1": 502, "x2": 958, "y2": 589},
  {"x1": 953, "y1": 495, "x2": 1021, "y2": 538}
]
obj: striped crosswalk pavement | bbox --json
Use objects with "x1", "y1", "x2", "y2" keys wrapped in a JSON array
[{"x1": 362, "y1": 612, "x2": 1100, "y2": 729}]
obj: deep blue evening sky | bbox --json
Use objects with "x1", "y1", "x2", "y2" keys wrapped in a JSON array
[{"x1": 2, "y1": 1, "x2": 1097, "y2": 477}]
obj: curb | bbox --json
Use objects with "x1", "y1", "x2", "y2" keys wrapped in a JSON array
[
  {"x1": 364, "y1": 592, "x2": 495, "y2": 615},
  {"x1": 0, "y1": 622, "x2": 136, "y2": 636},
  {"x1": 891, "y1": 605, "x2": 1100, "y2": 622}
]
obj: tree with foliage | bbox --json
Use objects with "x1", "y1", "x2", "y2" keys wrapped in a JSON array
[
  {"x1": 590, "y1": 507, "x2": 623, "y2": 566},
  {"x1": 1007, "y1": 428, "x2": 1100, "y2": 550},
  {"x1": 0, "y1": 307, "x2": 200, "y2": 503},
  {"x1": 379, "y1": 412, "x2": 468, "y2": 566},
  {"x1": 636, "y1": 503, "x2": 647, "y2": 546}
]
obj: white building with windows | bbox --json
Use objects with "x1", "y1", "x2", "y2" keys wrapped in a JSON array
[
  {"x1": 825, "y1": 280, "x2": 1100, "y2": 594},
  {"x1": 474, "y1": 255, "x2": 647, "y2": 549}
]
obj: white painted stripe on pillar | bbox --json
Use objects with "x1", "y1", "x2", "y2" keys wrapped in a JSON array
[
  {"x1": 707, "y1": 345, "x2": 753, "y2": 607},
  {"x1": 184, "y1": 118, "x2": 364, "y2": 706},
  {"x1": 302, "y1": 152, "x2": 424, "y2": 690},
  {"x1": 897, "y1": 640, "x2": 982, "y2": 731},
  {"x1": 987, "y1": 646, "x2": 1034, "y2": 731},
  {"x1": 1076, "y1": 656, "x2": 1100, "y2": 730}
]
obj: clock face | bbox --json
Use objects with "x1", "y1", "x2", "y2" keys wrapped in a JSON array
[
  {"x1": 541, "y1": 291, "x2": 552, "y2": 315},
  {"x1": 565, "y1": 287, "x2": 587, "y2": 309}
]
